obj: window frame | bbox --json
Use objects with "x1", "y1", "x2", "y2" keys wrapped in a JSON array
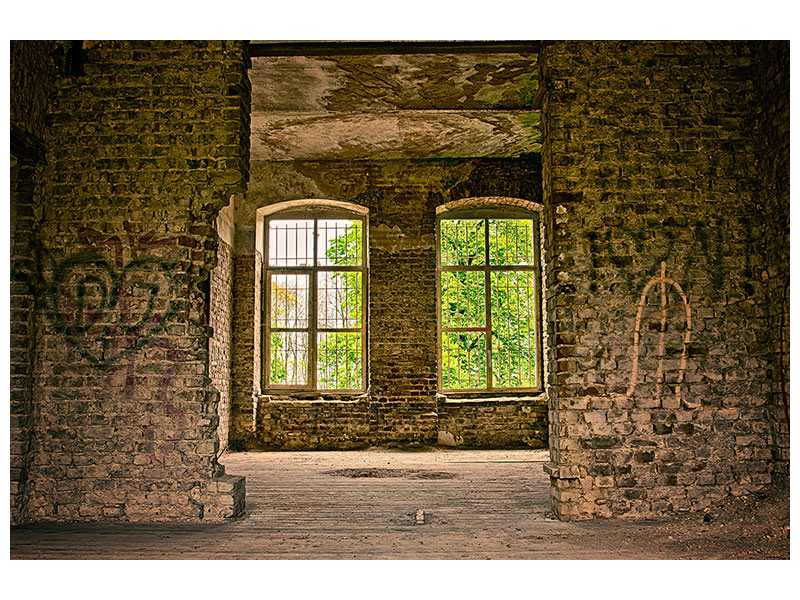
[
  {"x1": 262, "y1": 208, "x2": 368, "y2": 394},
  {"x1": 436, "y1": 207, "x2": 544, "y2": 395}
]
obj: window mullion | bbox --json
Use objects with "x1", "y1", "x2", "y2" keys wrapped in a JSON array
[
  {"x1": 263, "y1": 245, "x2": 270, "y2": 389},
  {"x1": 436, "y1": 219, "x2": 442, "y2": 392},
  {"x1": 310, "y1": 219, "x2": 318, "y2": 390},
  {"x1": 533, "y1": 215, "x2": 543, "y2": 389},
  {"x1": 484, "y1": 218, "x2": 492, "y2": 391},
  {"x1": 361, "y1": 219, "x2": 367, "y2": 392}
]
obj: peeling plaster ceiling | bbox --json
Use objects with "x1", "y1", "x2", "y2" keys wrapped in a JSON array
[{"x1": 249, "y1": 51, "x2": 541, "y2": 161}]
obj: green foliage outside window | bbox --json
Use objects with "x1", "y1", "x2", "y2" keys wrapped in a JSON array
[
  {"x1": 268, "y1": 218, "x2": 363, "y2": 390},
  {"x1": 440, "y1": 217, "x2": 539, "y2": 390},
  {"x1": 317, "y1": 221, "x2": 362, "y2": 389},
  {"x1": 268, "y1": 213, "x2": 538, "y2": 392}
]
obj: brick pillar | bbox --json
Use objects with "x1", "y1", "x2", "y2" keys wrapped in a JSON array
[
  {"x1": 18, "y1": 41, "x2": 250, "y2": 522},
  {"x1": 10, "y1": 40, "x2": 56, "y2": 524},
  {"x1": 753, "y1": 42, "x2": 790, "y2": 486},
  {"x1": 540, "y1": 41, "x2": 776, "y2": 519}
]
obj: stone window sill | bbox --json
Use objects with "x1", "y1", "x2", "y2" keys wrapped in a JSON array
[
  {"x1": 258, "y1": 394, "x2": 367, "y2": 405},
  {"x1": 437, "y1": 392, "x2": 547, "y2": 406}
]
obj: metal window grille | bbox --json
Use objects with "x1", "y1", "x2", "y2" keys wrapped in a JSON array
[
  {"x1": 437, "y1": 212, "x2": 543, "y2": 392},
  {"x1": 264, "y1": 212, "x2": 366, "y2": 392}
]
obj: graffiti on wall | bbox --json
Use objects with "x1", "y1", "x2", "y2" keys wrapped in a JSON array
[
  {"x1": 10, "y1": 224, "x2": 215, "y2": 434},
  {"x1": 626, "y1": 261, "x2": 697, "y2": 408},
  {"x1": 33, "y1": 228, "x2": 182, "y2": 367}
]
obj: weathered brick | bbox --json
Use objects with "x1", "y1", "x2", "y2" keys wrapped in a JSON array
[
  {"x1": 11, "y1": 40, "x2": 248, "y2": 524},
  {"x1": 9, "y1": 40, "x2": 787, "y2": 526},
  {"x1": 542, "y1": 41, "x2": 787, "y2": 520}
]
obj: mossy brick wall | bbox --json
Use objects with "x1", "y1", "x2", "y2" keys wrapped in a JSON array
[
  {"x1": 753, "y1": 42, "x2": 790, "y2": 484},
  {"x1": 539, "y1": 41, "x2": 785, "y2": 519},
  {"x1": 231, "y1": 158, "x2": 548, "y2": 449},
  {"x1": 13, "y1": 41, "x2": 250, "y2": 522},
  {"x1": 209, "y1": 238, "x2": 233, "y2": 451}
]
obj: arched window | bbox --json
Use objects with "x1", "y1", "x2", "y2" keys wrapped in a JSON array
[
  {"x1": 263, "y1": 203, "x2": 367, "y2": 392},
  {"x1": 437, "y1": 201, "x2": 543, "y2": 392}
]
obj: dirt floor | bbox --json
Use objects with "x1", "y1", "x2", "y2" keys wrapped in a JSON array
[
  {"x1": 10, "y1": 448, "x2": 789, "y2": 560},
  {"x1": 562, "y1": 480, "x2": 789, "y2": 559}
]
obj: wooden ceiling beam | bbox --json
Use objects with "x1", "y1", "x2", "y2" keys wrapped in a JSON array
[{"x1": 248, "y1": 40, "x2": 540, "y2": 57}]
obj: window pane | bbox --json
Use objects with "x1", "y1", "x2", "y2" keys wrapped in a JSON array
[
  {"x1": 440, "y1": 271, "x2": 485, "y2": 329},
  {"x1": 318, "y1": 332, "x2": 362, "y2": 390},
  {"x1": 488, "y1": 219, "x2": 535, "y2": 266},
  {"x1": 270, "y1": 332, "x2": 308, "y2": 385},
  {"x1": 268, "y1": 219, "x2": 314, "y2": 266},
  {"x1": 440, "y1": 219, "x2": 485, "y2": 266},
  {"x1": 317, "y1": 271, "x2": 362, "y2": 329},
  {"x1": 271, "y1": 274, "x2": 309, "y2": 328},
  {"x1": 317, "y1": 219, "x2": 362, "y2": 266},
  {"x1": 491, "y1": 271, "x2": 537, "y2": 388},
  {"x1": 441, "y1": 331, "x2": 486, "y2": 390}
]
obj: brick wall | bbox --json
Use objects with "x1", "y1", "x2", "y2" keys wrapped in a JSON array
[
  {"x1": 753, "y1": 42, "x2": 790, "y2": 485},
  {"x1": 209, "y1": 203, "x2": 234, "y2": 451},
  {"x1": 10, "y1": 41, "x2": 57, "y2": 524},
  {"x1": 256, "y1": 400, "x2": 371, "y2": 449},
  {"x1": 10, "y1": 40, "x2": 787, "y2": 524},
  {"x1": 230, "y1": 251, "x2": 261, "y2": 445},
  {"x1": 540, "y1": 41, "x2": 783, "y2": 519},
  {"x1": 10, "y1": 157, "x2": 40, "y2": 524},
  {"x1": 231, "y1": 157, "x2": 548, "y2": 449},
  {"x1": 438, "y1": 397, "x2": 547, "y2": 448},
  {"x1": 12, "y1": 41, "x2": 250, "y2": 522},
  {"x1": 10, "y1": 40, "x2": 54, "y2": 141}
]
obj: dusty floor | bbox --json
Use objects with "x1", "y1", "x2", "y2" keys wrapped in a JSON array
[{"x1": 10, "y1": 448, "x2": 789, "y2": 559}]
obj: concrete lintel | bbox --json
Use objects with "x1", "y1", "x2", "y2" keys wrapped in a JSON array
[
  {"x1": 251, "y1": 110, "x2": 541, "y2": 161},
  {"x1": 250, "y1": 52, "x2": 538, "y2": 113}
]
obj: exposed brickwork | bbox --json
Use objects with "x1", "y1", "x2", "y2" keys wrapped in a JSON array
[
  {"x1": 438, "y1": 398, "x2": 547, "y2": 448},
  {"x1": 232, "y1": 158, "x2": 547, "y2": 449},
  {"x1": 209, "y1": 236, "x2": 233, "y2": 451},
  {"x1": 255, "y1": 400, "x2": 371, "y2": 449},
  {"x1": 10, "y1": 41, "x2": 58, "y2": 525},
  {"x1": 10, "y1": 160, "x2": 40, "y2": 524},
  {"x1": 753, "y1": 42, "x2": 790, "y2": 485},
  {"x1": 11, "y1": 41, "x2": 250, "y2": 523},
  {"x1": 230, "y1": 251, "x2": 261, "y2": 446},
  {"x1": 10, "y1": 41, "x2": 54, "y2": 141},
  {"x1": 437, "y1": 196, "x2": 542, "y2": 214},
  {"x1": 540, "y1": 41, "x2": 784, "y2": 519},
  {"x1": 9, "y1": 40, "x2": 788, "y2": 525}
]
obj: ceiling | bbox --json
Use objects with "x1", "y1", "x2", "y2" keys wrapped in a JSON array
[{"x1": 248, "y1": 44, "x2": 541, "y2": 161}]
